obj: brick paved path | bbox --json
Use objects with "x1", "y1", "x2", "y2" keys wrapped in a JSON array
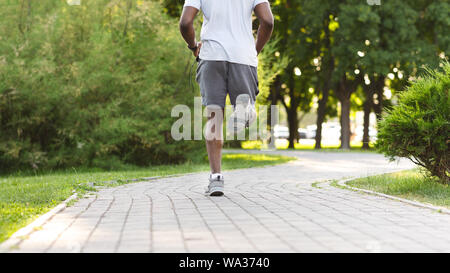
[{"x1": 4, "y1": 151, "x2": 450, "y2": 253}]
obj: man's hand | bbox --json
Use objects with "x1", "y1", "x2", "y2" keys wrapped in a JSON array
[
  {"x1": 189, "y1": 41, "x2": 202, "y2": 57},
  {"x1": 180, "y1": 7, "x2": 200, "y2": 58},
  {"x1": 255, "y1": 3, "x2": 274, "y2": 55}
]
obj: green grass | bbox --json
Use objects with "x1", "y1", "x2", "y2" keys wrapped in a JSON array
[
  {"x1": 0, "y1": 153, "x2": 295, "y2": 243},
  {"x1": 241, "y1": 140, "x2": 376, "y2": 152},
  {"x1": 347, "y1": 169, "x2": 450, "y2": 209}
]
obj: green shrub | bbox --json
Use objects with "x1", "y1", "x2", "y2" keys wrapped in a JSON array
[
  {"x1": 0, "y1": 1, "x2": 203, "y2": 173},
  {"x1": 376, "y1": 62, "x2": 449, "y2": 184}
]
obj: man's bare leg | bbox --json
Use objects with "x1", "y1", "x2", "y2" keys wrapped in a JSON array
[
  {"x1": 204, "y1": 108, "x2": 225, "y2": 196},
  {"x1": 205, "y1": 109, "x2": 224, "y2": 173},
  {"x1": 206, "y1": 135, "x2": 223, "y2": 174}
]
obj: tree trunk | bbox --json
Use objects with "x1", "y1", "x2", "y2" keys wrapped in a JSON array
[
  {"x1": 340, "y1": 96, "x2": 351, "y2": 150},
  {"x1": 373, "y1": 77, "x2": 384, "y2": 120},
  {"x1": 314, "y1": 21, "x2": 334, "y2": 150},
  {"x1": 268, "y1": 78, "x2": 281, "y2": 149},
  {"x1": 287, "y1": 108, "x2": 298, "y2": 149},
  {"x1": 362, "y1": 98, "x2": 371, "y2": 149},
  {"x1": 314, "y1": 90, "x2": 328, "y2": 149},
  {"x1": 336, "y1": 74, "x2": 360, "y2": 150},
  {"x1": 284, "y1": 71, "x2": 298, "y2": 149}
]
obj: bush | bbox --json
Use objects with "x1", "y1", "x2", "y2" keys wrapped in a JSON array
[
  {"x1": 376, "y1": 62, "x2": 449, "y2": 184},
  {"x1": 0, "y1": 1, "x2": 203, "y2": 173}
]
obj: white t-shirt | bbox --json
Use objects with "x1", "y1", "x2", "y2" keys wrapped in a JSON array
[{"x1": 183, "y1": 0, "x2": 269, "y2": 67}]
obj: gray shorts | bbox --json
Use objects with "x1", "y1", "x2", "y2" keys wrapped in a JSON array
[{"x1": 196, "y1": 59, "x2": 259, "y2": 108}]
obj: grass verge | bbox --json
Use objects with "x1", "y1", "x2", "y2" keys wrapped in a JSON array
[
  {"x1": 0, "y1": 153, "x2": 295, "y2": 243},
  {"x1": 241, "y1": 140, "x2": 376, "y2": 151},
  {"x1": 347, "y1": 169, "x2": 450, "y2": 209}
]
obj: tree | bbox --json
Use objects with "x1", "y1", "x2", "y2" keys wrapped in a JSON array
[
  {"x1": 269, "y1": 0, "x2": 319, "y2": 148},
  {"x1": 0, "y1": 0, "x2": 203, "y2": 172},
  {"x1": 256, "y1": 40, "x2": 289, "y2": 148},
  {"x1": 157, "y1": 0, "x2": 184, "y2": 17},
  {"x1": 376, "y1": 62, "x2": 449, "y2": 184},
  {"x1": 332, "y1": 0, "x2": 442, "y2": 149},
  {"x1": 300, "y1": 0, "x2": 340, "y2": 149}
]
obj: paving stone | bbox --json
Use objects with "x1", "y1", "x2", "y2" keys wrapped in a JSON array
[{"x1": 5, "y1": 151, "x2": 450, "y2": 253}]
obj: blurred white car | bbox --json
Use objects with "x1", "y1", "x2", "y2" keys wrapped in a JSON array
[
  {"x1": 354, "y1": 126, "x2": 378, "y2": 142},
  {"x1": 322, "y1": 122, "x2": 341, "y2": 142},
  {"x1": 305, "y1": 125, "x2": 317, "y2": 139},
  {"x1": 298, "y1": 128, "x2": 308, "y2": 139},
  {"x1": 273, "y1": 125, "x2": 289, "y2": 139}
]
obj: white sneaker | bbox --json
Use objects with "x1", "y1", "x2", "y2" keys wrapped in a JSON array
[
  {"x1": 205, "y1": 174, "x2": 224, "y2": 196},
  {"x1": 227, "y1": 94, "x2": 256, "y2": 135}
]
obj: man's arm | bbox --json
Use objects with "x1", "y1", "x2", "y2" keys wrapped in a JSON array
[
  {"x1": 254, "y1": 3, "x2": 274, "y2": 55},
  {"x1": 179, "y1": 7, "x2": 202, "y2": 57}
]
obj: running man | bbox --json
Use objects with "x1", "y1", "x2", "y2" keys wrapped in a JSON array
[{"x1": 179, "y1": 0, "x2": 274, "y2": 196}]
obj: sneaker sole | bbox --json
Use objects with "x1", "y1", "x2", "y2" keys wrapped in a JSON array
[{"x1": 208, "y1": 187, "x2": 224, "y2": 197}]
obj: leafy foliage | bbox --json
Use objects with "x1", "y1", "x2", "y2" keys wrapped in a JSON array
[
  {"x1": 0, "y1": 0, "x2": 203, "y2": 172},
  {"x1": 256, "y1": 39, "x2": 289, "y2": 104},
  {"x1": 376, "y1": 62, "x2": 449, "y2": 184}
]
